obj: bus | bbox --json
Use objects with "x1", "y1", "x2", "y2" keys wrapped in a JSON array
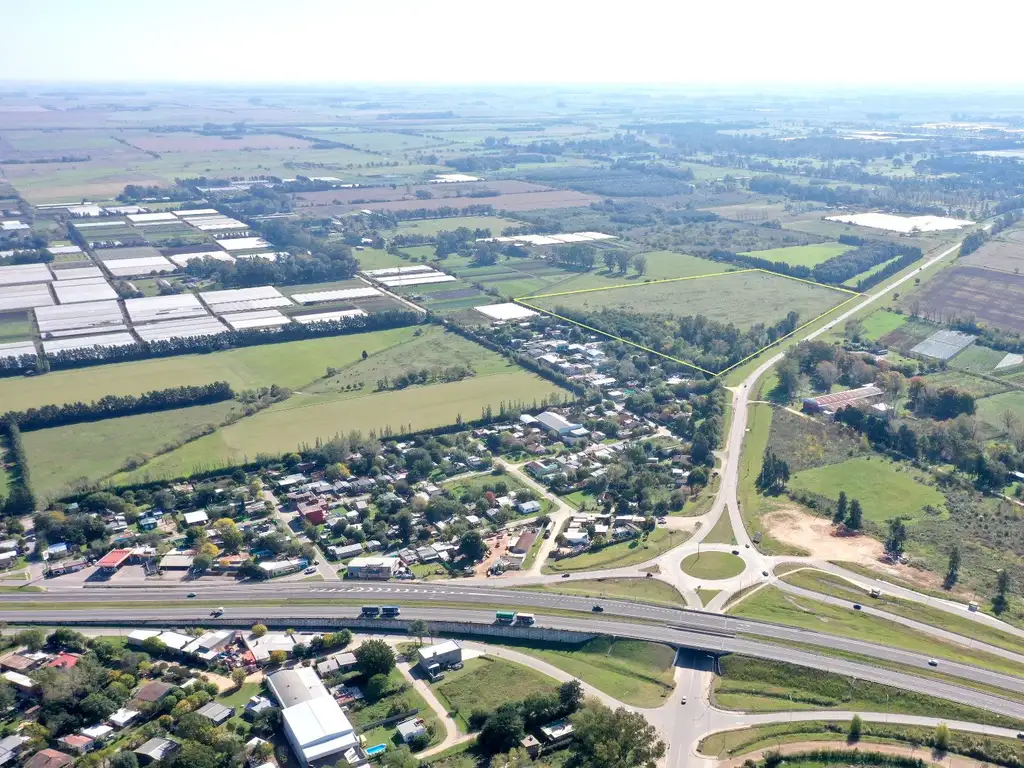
[
  {"x1": 495, "y1": 611, "x2": 517, "y2": 624},
  {"x1": 381, "y1": 606, "x2": 401, "y2": 617},
  {"x1": 516, "y1": 613, "x2": 535, "y2": 626},
  {"x1": 361, "y1": 605, "x2": 381, "y2": 616}
]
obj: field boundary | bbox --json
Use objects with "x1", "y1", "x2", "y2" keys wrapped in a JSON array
[{"x1": 515, "y1": 268, "x2": 859, "y2": 377}]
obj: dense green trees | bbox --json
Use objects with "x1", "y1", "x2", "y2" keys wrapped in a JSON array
[
  {"x1": 569, "y1": 702, "x2": 666, "y2": 768},
  {"x1": 756, "y1": 450, "x2": 790, "y2": 493},
  {"x1": 354, "y1": 639, "x2": 396, "y2": 677}
]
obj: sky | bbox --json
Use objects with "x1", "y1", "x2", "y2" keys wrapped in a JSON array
[{"x1": 3, "y1": 0, "x2": 1024, "y2": 87}]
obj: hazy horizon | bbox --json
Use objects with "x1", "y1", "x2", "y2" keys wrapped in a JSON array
[{"x1": 4, "y1": 0, "x2": 1024, "y2": 88}]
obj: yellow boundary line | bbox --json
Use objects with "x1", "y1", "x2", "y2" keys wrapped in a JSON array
[{"x1": 514, "y1": 268, "x2": 862, "y2": 377}]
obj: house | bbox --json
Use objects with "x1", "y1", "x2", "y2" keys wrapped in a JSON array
[
  {"x1": 258, "y1": 558, "x2": 306, "y2": 578},
  {"x1": 396, "y1": 718, "x2": 427, "y2": 744},
  {"x1": 518, "y1": 500, "x2": 541, "y2": 515},
  {"x1": 108, "y1": 708, "x2": 140, "y2": 729},
  {"x1": 47, "y1": 652, "x2": 81, "y2": 670},
  {"x1": 267, "y1": 668, "x2": 362, "y2": 768},
  {"x1": 196, "y1": 701, "x2": 235, "y2": 725},
  {"x1": 243, "y1": 696, "x2": 274, "y2": 721},
  {"x1": 134, "y1": 737, "x2": 180, "y2": 764},
  {"x1": 57, "y1": 735, "x2": 92, "y2": 755},
  {"x1": 328, "y1": 543, "x2": 364, "y2": 561},
  {"x1": 79, "y1": 725, "x2": 113, "y2": 744},
  {"x1": 416, "y1": 640, "x2": 462, "y2": 679},
  {"x1": 316, "y1": 651, "x2": 358, "y2": 677},
  {"x1": 539, "y1": 719, "x2": 574, "y2": 747},
  {"x1": 243, "y1": 630, "x2": 296, "y2": 664},
  {"x1": 535, "y1": 411, "x2": 582, "y2": 436},
  {"x1": 133, "y1": 681, "x2": 174, "y2": 704},
  {"x1": 0, "y1": 552, "x2": 16, "y2": 569},
  {"x1": 2, "y1": 671, "x2": 38, "y2": 694},
  {"x1": 23, "y1": 749, "x2": 74, "y2": 768},
  {"x1": 510, "y1": 531, "x2": 536, "y2": 555},
  {"x1": 416, "y1": 546, "x2": 439, "y2": 563},
  {"x1": 0, "y1": 651, "x2": 42, "y2": 672},
  {"x1": 44, "y1": 543, "x2": 69, "y2": 560},
  {"x1": 138, "y1": 517, "x2": 158, "y2": 531},
  {"x1": 183, "y1": 630, "x2": 235, "y2": 661},
  {"x1": 0, "y1": 735, "x2": 28, "y2": 766},
  {"x1": 298, "y1": 500, "x2": 328, "y2": 525},
  {"x1": 525, "y1": 460, "x2": 561, "y2": 480},
  {"x1": 563, "y1": 530, "x2": 589, "y2": 547},
  {"x1": 182, "y1": 510, "x2": 209, "y2": 526},
  {"x1": 346, "y1": 556, "x2": 399, "y2": 580}
]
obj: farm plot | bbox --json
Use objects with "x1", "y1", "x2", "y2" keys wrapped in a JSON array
[
  {"x1": 960, "y1": 228, "x2": 1024, "y2": 274},
  {"x1": 949, "y1": 344, "x2": 1007, "y2": 373},
  {"x1": 326, "y1": 190, "x2": 600, "y2": 216},
  {"x1": 293, "y1": 180, "x2": 552, "y2": 208},
  {"x1": 23, "y1": 401, "x2": 241, "y2": 501},
  {"x1": 0, "y1": 327, "x2": 419, "y2": 412},
  {"x1": 974, "y1": 391, "x2": 1024, "y2": 440},
  {"x1": 904, "y1": 265, "x2": 1024, "y2": 335},
  {"x1": 397, "y1": 278, "x2": 493, "y2": 313},
  {"x1": 526, "y1": 270, "x2": 849, "y2": 332},
  {"x1": 127, "y1": 133, "x2": 316, "y2": 153},
  {"x1": 739, "y1": 243, "x2": 854, "y2": 268}
]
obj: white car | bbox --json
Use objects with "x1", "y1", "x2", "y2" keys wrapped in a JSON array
[{"x1": 304, "y1": 567, "x2": 317, "y2": 574}]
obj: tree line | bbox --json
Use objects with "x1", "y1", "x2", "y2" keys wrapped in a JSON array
[{"x1": 2, "y1": 382, "x2": 234, "y2": 432}]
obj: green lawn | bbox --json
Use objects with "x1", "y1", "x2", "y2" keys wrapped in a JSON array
[
  {"x1": 740, "y1": 243, "x2": 854, "y2": 268},
  {"x1": 23, "y1": 400, "x2": 240, "y2": 501},
  {"x1": 216, "y1": 681, "x2": 262, "y2": 727},
  {"x1": 701, "y1": 512, "x2": 737, "y2": 545},
  {"x1": 975, "y1": 390, "x2": 1024, "y2": 438},
  {"x1": 0, "y1": 327, "x2": 420, "y2": 412},
  {"x1": 526, "y1": 252, "x2": 724, "y2": 297},
  {"x1": 517, "y1": 577, "x2": 687, "y2": 608},
  {"x1": 503, "y1": 637, "x2": 676, "y2": 708},
  {"x1": 355, "y1": 247, "x2": 411, "y2": 271},
  {"x1": 950, "y1": 344, "x2": 1007, "y2": 374},
  {"x1": 696, "y1": 589, "x2": 720, "y2": 607},
  {"x1": 0, "y1": 311, "x2": 32, "y2": 343},
  {"x1": 857, "y1": 309, "x2": 908, "y2": 340},
  {"x1": 349, "y1": 668, "x2": 441, "y2": 747},
  {"x1": 680, "y1": 551, "x2": 746, "y2": 580},
  {"x1": 434, "y1": 656, "x2": 558, "y2": 729},
  {"x1": 396, "y1": 216, "x2": 523, "y2": 238},
  {"x1": 781, "y1": 569, "x2": 1024, "y2": 657},
  {"x1": 728, "y1": 586, "x2": 1024, "y2": 678},
  {"x1": 542, "y1": 529, "x2": 689, "y2": 573},
  {"x1": 788, "y1": 456, "x2": 946, "y2": 525},
  {"x1": 712, "y1": 655, "x2": 1024, "y2": 728}
]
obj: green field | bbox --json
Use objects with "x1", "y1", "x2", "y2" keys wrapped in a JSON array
[
  {"x1": 788, "y1": 456, "x2": 946, "y2": 525},
  {"x1": 504, "y1": 637, "x2": 677, "y2": 707},
  {"x1": 355, "y1": 247, "x2": 412, "y2": 271},
  {"x1": 975, "y1": 390, "x2": 1024, "y2": 439},
  {"x1": 950, "y1": 344, "x2": 1007, "y2": 373},
  {"x1": 542, "y1": 528, "x2": 689, "y2": 573},
  {"x1": 858, "y1": 309, "x2": 908, "y2": 340},
  {"x1": 842, "y1": 256, "x2": 902, "y2": 288},
  {"x1": 434, "y1": 656, "x2": 558, "y2": 729},
  {"x1": 116, "y1": 327, "x2": 571, "y2": 482},
  {"x1": 0, "y1": 328, "x2": 419, "y2": 412},
  {"x1": 517, "y1": 578, "x2": 687, "y2": 608},
  {"x1": 712, "y1": 655, "x2": 1023, "y2": 727},
  {"x1": 679, "y1": 551, "x2": 746, "y2": 579},
  {"x1": 0, "y1": 311, "x2": 32, "y2": 343},
  {"x1": 529, "y1": 251, "x2": 731, "y2": 296},
  {"x1": 528, "y1": 270, "x2": 849, "y2": 331},
  {"x1": 921, "y1": 370, "x2": 1010, "y2": 399},
  {"x1": 396, "y1": 216, "x2": 523, "y2": 238},
  {"x1": 23, "y1": 401, "x2": 240, "y2": 501},
  {"x1": 728, "y1": 586, "x2": 1024, "y2": 678},
  {"x1": 740, "y1": 243, "x2": 854, "y2": 268}
]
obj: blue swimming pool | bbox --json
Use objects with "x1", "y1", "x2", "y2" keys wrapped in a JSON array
[{"x1": 366, "y1": 745, "x2": 387, "y2": 757}]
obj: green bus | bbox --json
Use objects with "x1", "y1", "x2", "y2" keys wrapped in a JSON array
[{"x1": 495, "y1": 611, "x2": 517, "y2": 624}]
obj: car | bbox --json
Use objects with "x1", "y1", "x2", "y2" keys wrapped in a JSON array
[
  {"x1": 853, "y1": 604, "x2": 862, "y2": 610},
  {"x1": 304, "y1": 567, "x2": 317, "y2": 574},
  {"x1": 681, "y1": 696, "x2": 687, "y2": 704},
  {"x1": 645, "y1": 572, "x2": 654, "y2": 578},
  {"x1": 562, "y1": 573, "x2": 571, "y2": 578},
  {"x1": 731, "y1": 549, "x2": 739, "y2": 555},
  {"x1": 927, "y1": 659, "x2": 939, "y2": 667},
  {"x1": 186, "y1": 592, "x2": 197, "y2": 598},
  {"x1": 592, "y1": 605, "x2": 604, "y2": 612},
  {"x1": 212, "y1": 607, "x2": 224, "y2": 617},
  {"x1": 762, "y1": 570, "x2": 769, "y2": 577},
  {"x1": 658, "y1": 517, "x2": 667, "y2": 524},
  {"x1": 1016, "y1": 732, "x2": 1024, "y2": 740}
]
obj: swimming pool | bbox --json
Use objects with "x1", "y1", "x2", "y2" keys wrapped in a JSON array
[{"x1": 366, "y1": 745, "x2": 387, "y2": 757}]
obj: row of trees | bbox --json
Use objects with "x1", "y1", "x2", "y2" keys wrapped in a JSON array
[{"x1": 3, "y1": 382, "x2": 234, "y2": 431}]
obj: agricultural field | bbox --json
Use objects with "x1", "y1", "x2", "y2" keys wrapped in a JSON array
[
  {"x1": 0, "y1": 327, "x2": 420, "y2": 412},
  {"x1": 0, "y1": 311, "x2": 32, "y2": 343},
  {"x1": 354, "y1": 247, "x2": 412, "y2": 271},
  {"x1": 114, "y1": 327, "x2": 571, "y2": 482},
  {"x1": 527, "y1": 270, "x2": 850, "y2": 331},
  {"x1": 960, "y1": 227, "x2": 1024, "y2": 274},
  {"x1": 949, "y1": 343, "x2": 1008, "y2": 373},
  {"x1": 293, "y1": 180, "x2": 552, "y2": 208},
  {"x1": 395, "y1": 215, "x2": 523, "y2": 238},
  {"x1": 904, "y1": 265, "x2": 1024, "y2": 335},
  {"x1": 395, "y1": 277, "x2": 493, "y2": 313},
  {"x1": 22, "y1": 401, "x2": 241, "y2": 501},
  {"x1": 974, "y1": 390, "x2": 1024, "y2": 439},
  {"x1": 788, "y1": 455, "x2": 947, "y2": 526},
  {"x1": 739, "y1": 243, "x2": 854, "y2": 268},
  {"x1": 919, "y1": 370, "x2": 1010, "y2": 399},
  {"x1": 857, "y1": 309, "x2": 908, "y2": 341}
]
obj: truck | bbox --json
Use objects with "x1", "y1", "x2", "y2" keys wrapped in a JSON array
[
  {"x1": 516, "y1": 613, "x2": 535, "y2": 626},
  {"x1": 361, "y1": 605, "x2": 381, "y2": 617},
  {"x1": 869, "y1": 588, "x2": 882, "y2": 598},
  {"x1": 495, "y1": 610, "x2": 517, "y2": 624},
  {"x1": 381, "y1": 606, "x2": 401, "y2": 617}
]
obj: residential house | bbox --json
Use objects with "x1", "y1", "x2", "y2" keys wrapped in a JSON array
[
  {"x1": 243, "y1": 696, "x2": 274, "y2": 721},
  {"x1": 396, "y1": 718, "x2": 426, "y2": 745},
  {"x1": 345, "y1": 556, "x2": 399, "y2": 580},
  {"x1": 416, "y1": 640, "x2": 462, "y2": 680},
  {"x1": 23, "y1": 749, "x2": 74, "y2": 768},
  {"x1": 57, "y1": 735, "x2": 93, "y2": 755},
  {"x1": 196, "y1": 702, "x2": 234, "y2": 726},
  {"x1": 316, "y1": 652, "x2": 358, "y2": 677},
  {"x1": 0, "y1": 735, "x2": 28, "y2": 766},
  {"x1": 108, "y1": 708, "x2": 140, "y2": 729},
  {"x1": 133, "y1": 681, "x2": 174, "y2": 705},
  {"x1": 134, "y1": 738, "x2": 180, "y2": 764},
  {"x1": 518, "y1": 500, "x2": 541, "y2": 515}
]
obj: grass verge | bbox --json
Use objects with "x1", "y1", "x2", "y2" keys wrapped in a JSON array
[
  {"x1": 541, "y1": 528, "x2": 689, "y2": 573},
  {"x1": 515, "y1": 578, "x2": 687, "y2": 608},
  {"x1": 680, "y1": 551, "x2": 746, "y2": 580}
]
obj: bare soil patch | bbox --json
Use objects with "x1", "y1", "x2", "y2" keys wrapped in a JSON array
[
  {"x1": 960, "y1": 232, "x2": 1024, "y2": 274},
  {"x1": 762, "y1": 506, "x2": 884, "y2": 564},
  {"x1": 905, "y1": 265, "x2": 1024, "y2": 334}
]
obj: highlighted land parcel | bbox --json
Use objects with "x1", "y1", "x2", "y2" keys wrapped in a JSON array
[{"x1": 515, "y1": 268, "x2": 858, "y2": 377}]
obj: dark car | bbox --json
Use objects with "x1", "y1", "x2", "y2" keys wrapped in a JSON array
[
  {"x1": 853, "y1": 604, "x2": 862, "y2": 610},
  {"x1": 592, "y1": 605, "x2": 604, "y2": 613},
  {"x1": 186, "y1": 592, "x2": 197, "y2": 598},
  {"x1": 928, "y1": 659, "x2": 939, "y2": 667},
  {"x1": 562, "y1": 573, "x2": 571, "y2": 578},
  {"x1": 762, "y1": 570, "x2": 769, "y2": 577}
]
